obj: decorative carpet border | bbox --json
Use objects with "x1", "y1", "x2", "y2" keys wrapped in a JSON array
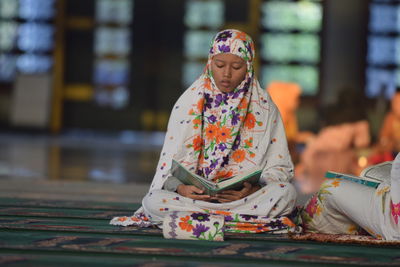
[{"x1": 289, "y1": 233, "x2": 400, "y2": 246}]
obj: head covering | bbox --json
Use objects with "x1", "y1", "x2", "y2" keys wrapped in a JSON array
[{"x1": 149, "y1": 29, "x2": 293, "y2": 189}]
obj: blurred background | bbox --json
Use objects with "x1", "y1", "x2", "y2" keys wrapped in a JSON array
[{"x1": 0, "y1": 0, "x2": 399, "y2": 202}]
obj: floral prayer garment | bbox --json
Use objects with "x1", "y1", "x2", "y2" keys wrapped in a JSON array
[
  {"x1": 301, "y1": 153, "x2": 400, "y2": 240},
  {"x1": 111, "y1": 30, "x2": 297, "y2": 233}
]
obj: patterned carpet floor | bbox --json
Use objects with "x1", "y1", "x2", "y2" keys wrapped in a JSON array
[{"x1": 1, "y1": 197, "x2": 400, "y2": 266}]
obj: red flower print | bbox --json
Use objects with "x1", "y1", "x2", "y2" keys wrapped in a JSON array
[
  {"x1": 179, "y1": 215, "x2": 194, "y2": 232},
  {"x1": 214, "y1": 210, "x2": 232, "y2": 216},
  {"x1": 199, "y1": 153, "x2": 206, "y2": 165},
  {"x1": 244, "y1": 113, "x2": 256, "y2": 129},
  {"x1": 282, "y1": 217, "x2": 296, "y2": 227},
  {"x1": 244, "y1": 138, "x2": 253, "y2": 148},
  {"x1": 192, "y1": 118, "x2": 201, "y2": 129},
  {"x1": 118, "y1": 217, "x2": 127, "y2": 222},
  {"x1": 193, "y1": 135, "x2": 203, "y2": 151},
  {"x1": 236, "y1": 31, "x2": 247, "y2": 41},
  {"x1": 232, "y1": 149, "x2": 246, "y2": 163},
  {"x1": 205, "y1": 124, "x2": 219, "y2": 140},
  {"x1": 391, "y1": 201, "x2": 400, "y2": 225},
  {"x1": 204, "y1": 78, "x2": 212, "y2": 91},
  {"x1": 238, "y1": 98, "x2": 248, "y2": 110},
  {"x1": 331, "y1": 179, "x2": 341, "y2": 188},
  {"x1": 305, "y1": 195, "x2": 318, "y2": 218},
  {"x1": 217, "y1": 126, "x2": 231, "y2": 143},
  {"x1": 196, "y1": 99, "x2": 204, "y2": 112}
]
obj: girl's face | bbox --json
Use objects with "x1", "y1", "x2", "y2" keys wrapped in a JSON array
[{"x1": 211, "y1": 53, "x2": 247, "y2": 93}]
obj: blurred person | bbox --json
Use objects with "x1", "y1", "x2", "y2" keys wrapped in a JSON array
[
  {"x1": 295, "y1": 120, "x2": 370, "y2": 193},
  {"x1": 267, "y1": 81, "x2": 315, "y2": 163},
  {"x1": 295, "y1": 88, "x2": 371, "y2": 194},
  {"x1": 111, "y1": 29, "x2": 297, "y2": 228},
  {"x1": 373, "y1": 88, "x2": 400, "y2": 160},
  {"x1": 301, "y1": 152, "x2": 400, "y2": 240}
]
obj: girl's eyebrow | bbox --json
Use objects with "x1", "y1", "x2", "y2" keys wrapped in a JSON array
[{"x1": 214, "y1": 59, "x2": 244, "y2": 65}]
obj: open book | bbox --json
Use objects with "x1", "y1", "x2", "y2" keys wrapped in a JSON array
[
  {"x1": 171, "y1": 159, "x2": 261, "y2": 196},
  {"x1": 325, "y1": 161, "x2": 392, "y2": 188}
]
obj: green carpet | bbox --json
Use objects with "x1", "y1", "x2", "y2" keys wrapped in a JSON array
[{"x1": 1, "y1": 197, "x2": 399, "y2": 266}]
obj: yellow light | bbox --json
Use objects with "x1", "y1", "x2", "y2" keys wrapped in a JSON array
[{"x1": 358, "y1": 156, "x2": 368, "y2": 168}]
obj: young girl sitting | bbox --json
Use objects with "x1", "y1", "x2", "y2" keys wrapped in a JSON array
[{"x1": 111, "y1": 30, "x2": 297, "y2": 233}]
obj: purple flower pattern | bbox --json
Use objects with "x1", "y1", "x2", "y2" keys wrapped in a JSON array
[{"x1": 192, "y1": 224, "x2": 210, "y2": 238}]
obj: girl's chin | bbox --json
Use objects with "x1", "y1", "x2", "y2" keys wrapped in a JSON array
[{"x1": 217, "y1": 86, "x2": 234, "y2": 93}]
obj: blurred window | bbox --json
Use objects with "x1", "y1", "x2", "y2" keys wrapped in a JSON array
[
  {"x1": 93, "y1": 0, "x2": 133, "y2": 109},
  {"x1": 260, "y1": 0, "x2": 322, "y2": 96},
  {"x1": 261, "y1": 65, "x2": 319, "y2": 96},
  {"x1": 18, "y1": 0, "x2": 55, "y2": 21},
  {"x1": 0, "y1": 54, "x2": 17, "y2": 81},
  {"x1": 182, "y1": 0, "x2": 224, "y2": 88},
  {"x1": 261, "y1": 1, "x2": 322, "y2": 32},
  {"x1": 184, "y1": 30, "x2": 217, "y2": 59},
  {"x1": 16, "y1": 54, "x2": 52, "y2": 73},
  {"x1": 17, "y1": 22, "x2": 54, "y2": 52},
  {"x1": 0, "y1": 0, "x2": 19, "y2": 19},
  {"x1": 96, "y1": 0, "x2": 133, "y2": 25},
  {"x1": 366, "y1": 1, "x2": 400, "y2": 98},
  {"x1": 0, "y1": 21, "x2": 18, "y2": 51},
  {"x1": 184, "y1": 0, "x2": 224, "y2": 28},
  {"x1": 0, "y1": 0, "x2": 55, "y2": 81},
  {"x1": 260, "y1": 33, "x2": 320, "y2": 63}
]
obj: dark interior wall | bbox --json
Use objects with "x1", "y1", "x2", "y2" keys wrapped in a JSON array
[
  {"x1": 320, "y1": 0, "x2": 369, "y2": 106},
  {"x1": 63, "y1": 0, "x2": 185, "y2": 131}
]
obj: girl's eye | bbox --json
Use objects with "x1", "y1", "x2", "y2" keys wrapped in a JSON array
[{"x1": 216, "y1": 64, "x2": 224, "y2": 68}]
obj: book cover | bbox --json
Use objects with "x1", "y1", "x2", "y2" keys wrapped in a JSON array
[
  {"x1": 325, "y1": 171, "x2": 380, "y2": 188},
  {"x1": 325, "y1": 161, "x2": 393, "y2": 188},
  {"x1": 171, "y1": 159, "x2": 261, "y2": 195}
]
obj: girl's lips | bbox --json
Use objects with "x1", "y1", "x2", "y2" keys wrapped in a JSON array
[{"x1": 221, "y1": 81, "x2": 230, "y2": 87}]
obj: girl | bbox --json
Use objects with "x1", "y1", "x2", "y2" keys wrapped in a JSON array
[{"x1": 111, "y1": 29, "x2": 297, "y2": 230}]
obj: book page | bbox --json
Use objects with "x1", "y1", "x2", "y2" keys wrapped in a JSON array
[
  {"x1": 216, "y1": 166, "x2": 261, "y2": 189},
  {"x1": 360, "y1": 161, "x2": 392, "y2": 182},
  {"x1": 171, "y1": 159, "x2": 216, "y2": 188}
]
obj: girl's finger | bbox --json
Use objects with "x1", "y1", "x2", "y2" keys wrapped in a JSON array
[
  {"x1": 190, "y1": 186, "x2": 204, "y2": 194},
  {"x1": 216, "y1": 194, "x2": 240, "y2": 201},
  {"x1": 218, "y1": 190, "x2": 241, "y2": 196},
  {"x1": 190, "y1": 194, "x2": 210, "y2": 200}
]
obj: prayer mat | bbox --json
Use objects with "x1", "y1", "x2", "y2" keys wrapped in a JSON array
[
  {"x1": 1, "y1": 197, "x2": 400, "y2": 266},
  {"x1": 290, "y1": 233, "x2": 400, "y2": 246}
]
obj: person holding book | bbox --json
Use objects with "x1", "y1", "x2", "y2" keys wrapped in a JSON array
[
  {"x1": 111, "y1": 29, "x2": 297, "y2": 229},
  {"x1": 301, "y1": 152, "x2": 400, "y2": 240}
]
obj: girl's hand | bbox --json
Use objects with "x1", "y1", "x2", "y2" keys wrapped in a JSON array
[
  {"x1": 177, "y1": 185, "x2": 211, "y2": 201},
  {"x1": 214, "y1": 182, "x2": 260, "y2": 203}
]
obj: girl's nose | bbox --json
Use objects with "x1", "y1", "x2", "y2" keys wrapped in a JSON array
[{"x1": 223, "y1": 67, "x2": 231, "y2": 78}]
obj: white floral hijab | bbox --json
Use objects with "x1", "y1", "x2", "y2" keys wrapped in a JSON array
[{"x1": 150, "y1": 29, "x2": 294, "y2": 190}]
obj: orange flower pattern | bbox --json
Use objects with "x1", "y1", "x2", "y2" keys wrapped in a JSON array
[
  {"x1": 232, "y1": 149, "x2": 246, "y2": 163},
  {"x1": 178, "y1": 215, "x2": 194, "y2": 232}
]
